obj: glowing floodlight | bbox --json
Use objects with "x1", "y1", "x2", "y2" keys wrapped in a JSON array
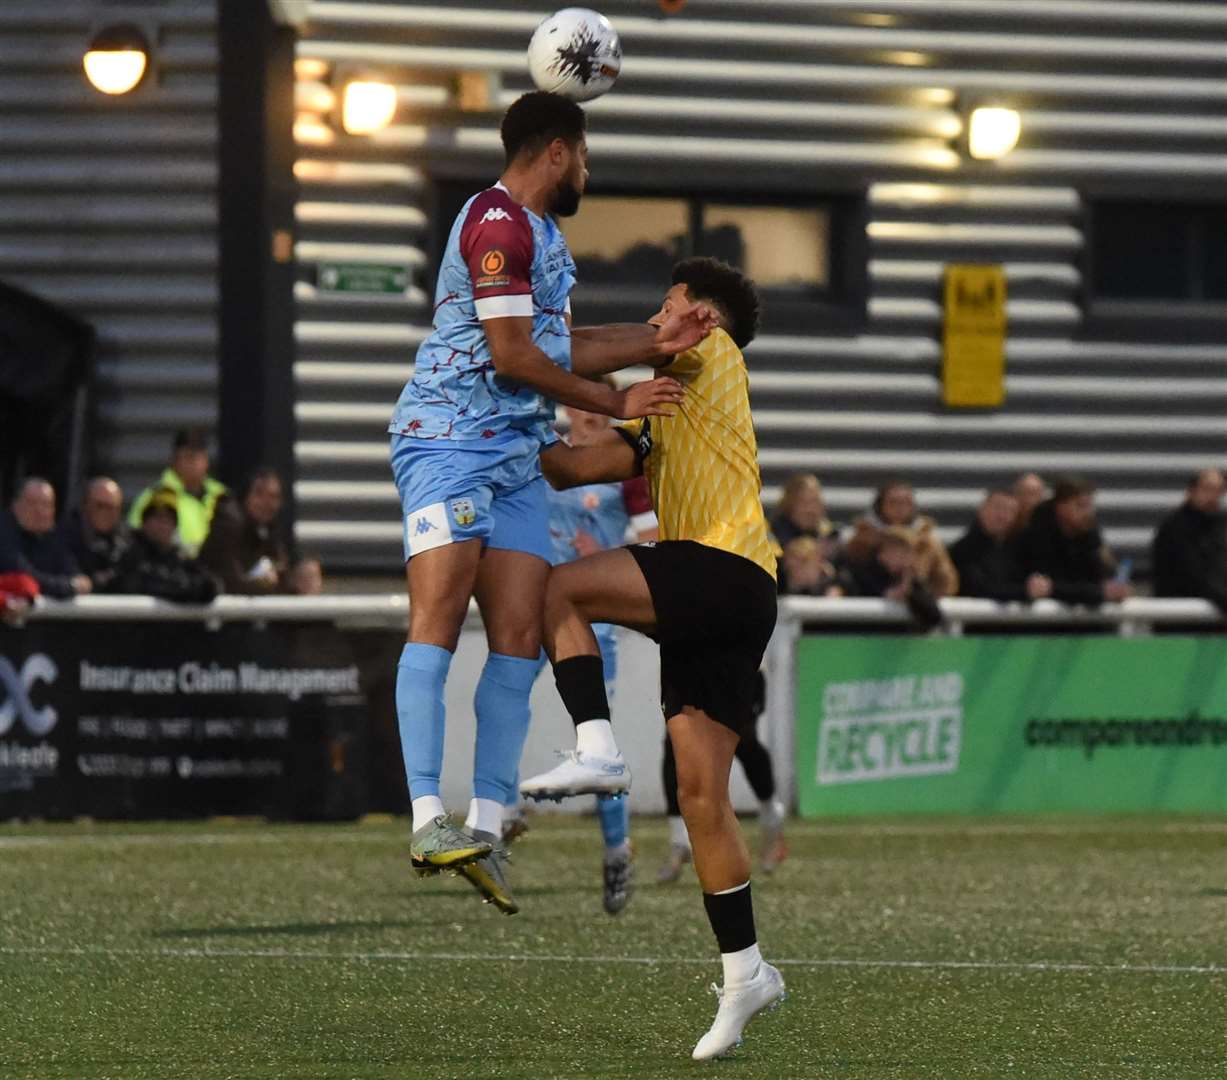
[
  {"x1": 342, "y1": 80, "x2": 398, "y2": 135},
  {"x1": 83, "y1": 25, "x2": 150, "y2": 96},
  {"x1": 968, "y1": 106, "x2": 1021, "y2": 160}
]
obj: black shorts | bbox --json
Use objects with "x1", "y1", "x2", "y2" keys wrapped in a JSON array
[{"x1": 626, "y1": 540, "x2": 778, "y2": 736}]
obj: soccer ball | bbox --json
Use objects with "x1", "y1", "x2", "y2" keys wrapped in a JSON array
[{"x1": 527, "y1": 8, "x2": 622, "y2": 103}]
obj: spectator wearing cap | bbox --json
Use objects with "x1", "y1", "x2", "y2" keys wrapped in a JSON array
[
  {"x1": 1016, "y1": 475, "x2": 1130, "y2": 606},
  {"x1": 770, "y1": 473, "x2": 841, "y2": 549},
  {"x1": 950, "y1": 487, "x2": 1051, "y2": 603},
  {"x1": 1152, "y1": 469, "x2": 1227, "y2": 614},
  {"x1": 0, "y1": 477, "x2": 91, "y2": 599},
  {"x1": 845, "y1": 479, "x2": 959, "y2": 598},
  {"x1": 199, "y1": 467, "x2": 297, "y2": 595},
  {"x1": 59, "y1": 476, "x2": 133, "y2": 593},
  {"x1": 113, "y1": 488, "x2": 217, "y2": 603},
  {"x1": 128, "y1": 428, "x2": 227, "y2": 556}
]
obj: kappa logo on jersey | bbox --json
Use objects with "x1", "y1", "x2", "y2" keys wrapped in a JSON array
[
  {"x1": 479, "y1": 207, "x2": 513, "y2": 225},
  {"x1": 450, "y1": 498, "x2": 477, "y2": 527}
]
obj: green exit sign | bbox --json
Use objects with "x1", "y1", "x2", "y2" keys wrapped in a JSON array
[{"x1": 318, "y1": 263, "x2": 411, "y2": 294}]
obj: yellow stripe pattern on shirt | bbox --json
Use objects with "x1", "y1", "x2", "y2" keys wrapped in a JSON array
[{"x1": 621, "y1": 328, "x2": 777, "y2": 580}]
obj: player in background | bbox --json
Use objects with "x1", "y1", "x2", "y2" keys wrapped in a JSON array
[
  {"x1": 501, "y1": 400, "x2": 658, "y2": 916},
  {"x1": 521, "y1": 259, "x2": 786, "y2": 1059},
  {"x1": 657, "y1": 671, "x2": 787, "y2": 883},
  {"x1": 388, "y1": 91, "x2": 714, "y2": 912}
]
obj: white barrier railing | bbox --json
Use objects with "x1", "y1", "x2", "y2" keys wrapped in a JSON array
[
  {"x1": 14, "y1": 594, "x2": 1222, "y2": 812},
  {"x1": 18, "y1": 593, "x2": 1224, "y2": 631}
]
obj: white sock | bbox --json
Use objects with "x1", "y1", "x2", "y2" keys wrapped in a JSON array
[
  {"x1": 668, "y1": 815, "x2": 690, "y2": 849},
  {"x1": 720, "y1": 942, "x2": 763, "y2": 988},
  {"x1": 411, "y1": 795, "x2": 445, "y2": 833},
  {"x1": 759, "y1": 798, "x2": 784, "y2": 829},
  {"x1": 604, "y1": 839, "x2": 631, "y2": 862},
  {"x1": 575, "y1": 718, "x2": 619, "y2": 758},
  {"x1": 464, "y1": 797, "x2": 504, "y2": 837}
]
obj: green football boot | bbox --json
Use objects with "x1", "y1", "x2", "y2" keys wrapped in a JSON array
[
  {"x1": 410, "y1": 815, "x2": 492, "y2": 878},
  {"x1": 457, "y1": 828, "x2": 519, "y2": 915}
]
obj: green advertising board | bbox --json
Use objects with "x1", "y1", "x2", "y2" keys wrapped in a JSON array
[{"x1": 796, "y1": 636, "x2": 1227, "y2": 817}]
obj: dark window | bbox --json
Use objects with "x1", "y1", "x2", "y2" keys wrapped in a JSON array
[
  {"x1": 429, "y1": 183, "x2": 866, "y2": 333},
  {"x1": 1091, "y1": 201, "x2": 1226, "y2": 303}
]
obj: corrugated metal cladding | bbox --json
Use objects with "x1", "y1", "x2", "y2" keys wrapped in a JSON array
[
  {"x1": 0, "y1": 1, "x2": 219, "y2": 501},
  {"x1": 289, "y1": 0, "x2": 1227, "y2": 571}
]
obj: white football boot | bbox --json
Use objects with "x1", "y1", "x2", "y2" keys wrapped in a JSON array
[
  {"x1": 519, "y1": 750, "x2": 630, "y2": 801},
  {"x1": 691, "y1": 962, "x2": 786, "y2": 1061}
]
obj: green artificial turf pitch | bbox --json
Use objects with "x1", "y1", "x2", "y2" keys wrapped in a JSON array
[{"x1": 2, "y1": 815, "x2": 1226, "y2": 1079}]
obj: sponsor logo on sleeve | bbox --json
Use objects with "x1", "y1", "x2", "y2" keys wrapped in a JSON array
[{"x1": 475, "y1": 248, "x2": 510, "y2": 290}]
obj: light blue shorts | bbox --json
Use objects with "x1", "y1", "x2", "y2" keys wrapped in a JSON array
[{"x1": 390, "y1": 434, "x2": 551, "y2": 563}]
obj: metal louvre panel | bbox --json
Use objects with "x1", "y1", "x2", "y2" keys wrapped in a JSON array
[
  {"x1": 0, "y1": 2, "x2": 220, "y2": 500},
  {"x1": 292, "y1": 0, "x2": 1227, "y2": 571}
]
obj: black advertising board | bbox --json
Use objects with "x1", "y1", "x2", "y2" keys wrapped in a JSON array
[{"x1": 0, "y1": 621, "x2": 373, "y2": 820}]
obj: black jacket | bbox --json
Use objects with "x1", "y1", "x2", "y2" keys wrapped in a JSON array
[
  {"x1": 58, "y1": 510, "x2": 133, "y2": 592},
  {"x1": 847, "y1": 555, "x2": 943, "y2": 630},
  {"x1": 1152, "y1": 503, "x2": 1227, "y2": 613},
  {"x1": 197, "y1": 499, "x2": 292, "y2": 595},
  {"x1": 111, "y1": 532, "x2": 218, "y2": 604},
  {"x1": 1015, "y1": 499, "x2": 1110, "y2": 606},
  {"x1": 949, "y1": 519, "x2": 1027, "y2": 602},
  {"x1": 0, "y1": 509, "x2": 80, "y2": 598}
]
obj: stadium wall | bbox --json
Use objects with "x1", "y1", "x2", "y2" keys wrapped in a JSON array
[
  {"x1": 279, "y1": 0, "x2": 1227, "y2": 572},
  {"x1": 0, "y1": 1, "x2": 223, "y2": 499}
]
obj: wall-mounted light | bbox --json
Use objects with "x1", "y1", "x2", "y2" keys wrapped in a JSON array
[
  {"x1": 83, "y1": 24, "x2": 150, "y2": 96},
  {"x1": 341, "y1": 80, "x2": 398, "y2": 135},
  {"x1": 967, "y1": 106, "x2": 1021, "y2": 160}
]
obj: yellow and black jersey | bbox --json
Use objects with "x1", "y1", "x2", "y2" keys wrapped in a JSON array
[{"x1": 620, "y1": 328, "x2": 777, "y2": 580}]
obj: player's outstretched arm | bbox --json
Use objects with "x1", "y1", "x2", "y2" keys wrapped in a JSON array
[
  {"x1": 540, "y1": 429, "x2": 638, "y2": 490},
  {"x1": 570, "y1": 301, "x2": 717, "y2": 376},
  {"x1": 484, "y1": 315, "x2": 683, "y2": 419}
]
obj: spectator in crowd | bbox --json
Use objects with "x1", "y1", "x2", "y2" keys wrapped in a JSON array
[
  {"x1": 113, "y1": 489, "x2": 217, "y2": 604},
  {"x1": 770, "y1": 472, "x2": 840, "y2": 549},
  {"x1": 845, "y1": 478, "x2": 959, "y2": 598},
  {"x1": 1016, "y1": 475, "x2": 1130, "y2": 606},
  {"x1": 847, "y1": 526, "x2": 942, "y2": 629},
  {"x1": 1012, "y1": 472, "x2": 1047, "y2": 531},
  {"x1": 59, "y1": 476, "x2": 132, "y2": 593},
  {"x1": 1151, "y1": 468, "x2": 1227, "y2": 613},
  {"x1": 0, "y1": 477, "x2": 91, "y2": 599},
  {"x1": 129, "y1": 428, "x2": 227, "y2": 556},
  {"x1": 777, "y1": 535, "x2": 849, "y2": 597},
  {"x1": 950, "y1": 487, "x2": 1053, "y2": 602},
  {"x1": 199, "y1": 467, "x2": 295, "y2": 595},
  {"x1": 290, "y1": 554, "x2": 325, "y2": 597}
]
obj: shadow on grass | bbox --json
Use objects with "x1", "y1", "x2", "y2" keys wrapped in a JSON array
[{"x1": 1197, "y1": 887, "x2": 1227, "y2": 897}]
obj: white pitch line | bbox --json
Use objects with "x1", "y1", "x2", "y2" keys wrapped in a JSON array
[
  {"x1": 1, "y1": 944, "x2": 1222, "y2": 977},
  {"x1": 4, "y1": 820, "x2": 1227, "y2": 850}
]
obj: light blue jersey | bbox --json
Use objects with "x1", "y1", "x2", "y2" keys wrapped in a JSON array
[
  {"x1": 388, "y1": 184, "x2": 576, "y2": 446},
  {"x1": 547, "y1": 482, "x2": 632, "y2": 568}
]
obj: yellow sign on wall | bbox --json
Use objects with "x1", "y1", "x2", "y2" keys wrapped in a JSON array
[{"x1": 942, "y1": 264, "x2": 1007, "y2": 407}]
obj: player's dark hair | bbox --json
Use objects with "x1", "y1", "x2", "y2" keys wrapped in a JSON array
[
  {"x1": 1052, "y1": 474, "x2": 1094, "y2": 503},
  {"x1": 500, "y1": 91, "x2": 586, "y2": 164},
  {"x1": 671, "y1": 257, "x2": 760, "y2": 349}
]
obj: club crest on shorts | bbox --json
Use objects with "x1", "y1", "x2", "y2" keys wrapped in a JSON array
[{"x1": 450, "y1": 498, "x2": 477, "y2": 527}]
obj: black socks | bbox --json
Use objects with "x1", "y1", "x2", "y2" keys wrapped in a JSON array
[{"x1": 552, "y1": 655, "x2": 610, "y2": 729}]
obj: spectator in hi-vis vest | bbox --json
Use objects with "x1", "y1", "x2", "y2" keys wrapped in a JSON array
[{"x1": 128, "y1": 428, "x2": 227, "y2": 556}]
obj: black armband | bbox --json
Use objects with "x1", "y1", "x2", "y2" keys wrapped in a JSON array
[{"x1": 614, "y1": 419, "x2": 652, "y2": 466}]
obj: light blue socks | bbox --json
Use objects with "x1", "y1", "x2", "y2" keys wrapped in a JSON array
[
  {"x1": 396, "y1": 642, "x2": 452, "y2": 800},
  {"x1": 472, "y1": 652, "x2": 540, "y2": 803}
]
